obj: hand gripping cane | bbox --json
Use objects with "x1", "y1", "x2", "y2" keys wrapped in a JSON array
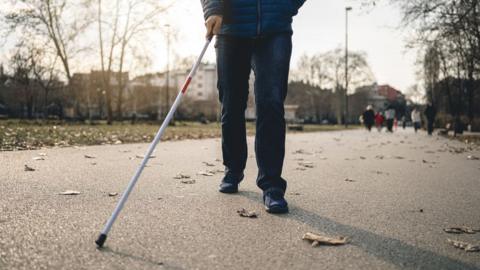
[{"x1": 95, "y1": 38, "x2": 212, "y2": 248}]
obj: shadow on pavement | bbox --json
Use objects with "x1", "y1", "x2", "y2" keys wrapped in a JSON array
[
  {"x1": 98, "y1": 246, "x2": 184, "y2": 270},
  {"x1": 238, "y1": 190, "x2": 480, "y2": 270}
]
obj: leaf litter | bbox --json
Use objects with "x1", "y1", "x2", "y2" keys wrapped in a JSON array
[
  {"x1": 59, "y1": 190, "x2": 81, "y2": 195},
  {"x1": 24, "y1": 165, "x2": 35, "y2": 171},
  {"x1": 197, "y1": 171, "x2": 214, "y2": 176},
  {"x1": 173, "y1": 173, "x2": 191, "y2": 179},
  {"x1": 444, "y1": 227, "x2": 479, "y2": 234},
  {"x1": 302, "y1": 232, "x2": 349, "y2": 247},
  {"x1": 447, "y1": 239, "x2": 480, "y2": 252},
  {"x1": 237, "y1": 208, "x2": 258, "y2": 218},
  {"x1": 180, "y1": 179, "x2": 196, "y2": 185}
]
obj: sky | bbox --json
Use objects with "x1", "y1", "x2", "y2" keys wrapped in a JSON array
[
  {"x1": 155, "y1": 0, "x2": 418, "y2": 93},
  {"x1": 0, "y1": 0, "x2": 418, "y2": 93}
]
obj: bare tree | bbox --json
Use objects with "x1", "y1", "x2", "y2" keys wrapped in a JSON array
[{"x1": 96, "y1": 0, "x2": 171, "y2": 123}]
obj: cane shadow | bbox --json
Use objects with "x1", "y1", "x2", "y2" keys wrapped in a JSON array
[
  {"x1": 238, "y1": 190, "x2": 480, "y2": 270},
  {"x1": 99, "y1": 246, "x2": 184, "y2": 270}
]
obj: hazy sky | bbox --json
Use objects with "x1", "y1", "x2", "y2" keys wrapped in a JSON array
[
  {"x1": 157, "y1": 0, "x2": 418, "y2": 92},
  {"x1": 1, "y1": 0, "x2": 418, "y2": 93}
]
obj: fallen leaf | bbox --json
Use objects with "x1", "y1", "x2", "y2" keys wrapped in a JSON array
[
  {"x1": 345, "y1": 178, "x2": 356, "y2": 182},
  {"x1": 293, "y1": 149, "x2": 313, "y2": 155},
  {"x1": 38, "y1": 153, "x2": 47, "y2": 156},
  {"x1": 197, "y1": 171, "x2": 214, "y2": 176},
  {"x1": 84, "y1": 155, "x2": 96, "y2": 159},
  {"x1": 296, "y1": 167, "x2": 307, "y2": 171},
  {"x1": 202, "y1": 162, "x2": 215, "y2": 167},
  {"x1": 173, "y1": 173, "x2": 191, "y2": 179},
  {"x1": 289, "y1": 192, "x2": 301, "y2": 196},
  {"x1": 375, "y1": 155, "x2": 384, "y2": 160},
  {"x1": 444, "y1": 227, "x2": 478, "y2": 234},
  {"x1": 32, "y1": 157, "x2": 45, "y2": 161},
  {"x1": 108, "y1": 192, "x2": 118, "y2": 197},
  {"x1": 302, "y1": 232, "x2": 349, "y2": 247},
  {"x1": 467, "y1": 155, "x2": 479, "y2": 160},
  {"x1": 360, "y1": 156, "x2": 367, "y2": 160},
  {"x1": 447, "y1": 239, "x2": 480, "y2": 252},
  {"x1": 180, "y1": 179, "x2": 196, "y2": 184},
  {"x1": 237, "y1": 208, "x2": 258, "y2": 218},
  {"x1": 24, "y1": 165, "x2": 35, "y2": 171},
  {"x1": 298, "y1": 162, "x2": 314, "y2": 168},
  {"x1": 59, "y1": 190, "x2": 81, "y2": 195}
]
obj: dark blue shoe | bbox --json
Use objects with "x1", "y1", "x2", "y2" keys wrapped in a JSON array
[
  {"x1": 263, "y1": 188, "x2": 289, "y2": 214},
  {"x1": 219, "y1": 169, "x2": 244, "y2": 194}
]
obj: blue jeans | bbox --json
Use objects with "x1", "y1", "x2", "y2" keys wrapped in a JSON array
[{"x1": 215, "y1": 34, "x2": 292, "y2": 192}]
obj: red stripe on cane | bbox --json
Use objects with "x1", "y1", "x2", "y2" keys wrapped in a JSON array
[{"x1": 181, "y1": 77, "x2": 192, "y2": 94}]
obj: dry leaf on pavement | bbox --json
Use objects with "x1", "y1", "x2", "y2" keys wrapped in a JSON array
[
  {"x1": 197, "y1": 171, "x2": 214, "y2": 176},
  {"x1": 345, "y1": 178, "x2": 356, "y2": 182},
  {"x1": 59, "y1": 190, "x2": 81, "y2": 195},
  {"x1": 202, "y1": 162, "x2": 215, "y2": 167},
  {"x1": 24, "y1": 165, "x2": 35, "y2": 171},
  {"x1": 84, "y1": 155, "x2": 96, "y2": 159},
  {"x1": 467, "y1": 155, "x2": 479, "y2": 160},
  {"x1": 447, "y1": 239, "x2": 480, "y2": 252},
  {"x1": 303, "y1": 232, "x2": 349, "y2": 247},
  {"x1": 180, "y1": 180, "x2": 196, "y2": 184},
  {"x1": 33, "y1": 157, "x2": 45, "y2": 161},
  {"x1": 444, "y1": 227, "x2": 478, "y2": 234},
  {"x1": 108, "y1": 192, "x2": 118, "y2": 197},
  {"x1": 298, "y1": 162, "x2": 314, "y2": 168},
  {"x1": 237, "y1": 208, "x2": 258, "y2": 218},
  {"x1": 174, "y1": 173, "x2": 191, "y2": 179}
]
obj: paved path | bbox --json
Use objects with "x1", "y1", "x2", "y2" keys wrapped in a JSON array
[{"x1": 1, "y1": 129, "x2": 480, "y2": 270}]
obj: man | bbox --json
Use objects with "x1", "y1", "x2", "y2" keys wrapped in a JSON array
[
  {"x1": 411, "y1": 107, "x2": 421, "y2": 133},
  {"x1": 424, "y1": 102, "x2": 436, "y2": 135},
  {"x1": 362, "y1": 105, "x2": 375, "y2": 132},
  {"x1": 200, "y1": 0, "x2": 305, "y2": 214},
  {"x1": 385, "y1": 106, "x2": 395, "y2": 133}
]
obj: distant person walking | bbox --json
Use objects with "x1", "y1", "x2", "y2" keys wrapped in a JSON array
[
  {"x1": 385, "y1": 107, "x2": 395, "y2": 133},
  {"x1": 401, "y1": 116, "x2": 407, "y2": 130},
  {"x1": 375, "y1": 112, "x2": 384, "y2": 132},
  {"x1": 411, "y1": 108, "x2": 421, "y2": 133},
  {"x1": 424, "y1": 102, "x2": 437, "y2": 135},
  {"x1": 362, "y1": 105, "x2": 375, "y2": 132}
]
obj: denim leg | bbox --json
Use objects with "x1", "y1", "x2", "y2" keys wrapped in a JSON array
[
  {"x1": 216, "y1": 36, "x2": 253, "y2": 174},
  {"x1": 252, "y1": 34, "x2": 292, "y2": 192}
]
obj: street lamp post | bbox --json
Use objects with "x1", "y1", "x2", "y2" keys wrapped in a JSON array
[{"x1": 345, "y1": 6, "x2": 352, "y2": 128}]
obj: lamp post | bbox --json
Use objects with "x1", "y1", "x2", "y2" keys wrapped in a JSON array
[{"x1": 345, "y1": 6, "x2": 352, "y2": 128}]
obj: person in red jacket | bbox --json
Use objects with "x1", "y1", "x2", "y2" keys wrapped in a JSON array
[{"x1": 375, "y1": 112, "x2": 384, "y2": 132}]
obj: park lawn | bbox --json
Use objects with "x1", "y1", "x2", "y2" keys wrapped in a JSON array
[{"x1": 0, "y1": 120, "x2": 358, "y2": 151}]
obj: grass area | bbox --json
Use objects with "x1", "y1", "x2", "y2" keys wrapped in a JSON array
[{"x1": 0, "y1": 119, "x2": 358, "y2": 151}]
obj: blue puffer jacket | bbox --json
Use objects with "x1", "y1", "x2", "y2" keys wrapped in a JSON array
[{"x1": 201, "y1": 0, "x2": 305, "y2": 37}]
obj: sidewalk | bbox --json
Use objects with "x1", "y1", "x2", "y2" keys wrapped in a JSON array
[{"x1": 1, "y1": 129, "x2": 479, "y2": 269}]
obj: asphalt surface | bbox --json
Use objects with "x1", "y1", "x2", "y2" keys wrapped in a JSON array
[{"x1": 1, "y1": 129, "x2": 480, "y2": 270}]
